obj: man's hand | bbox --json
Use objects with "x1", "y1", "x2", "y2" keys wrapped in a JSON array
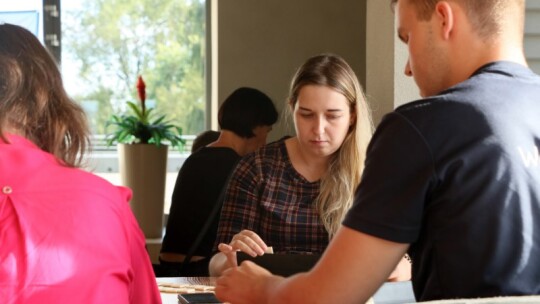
[{"x1": 215, "y1": 260, "x2": 282, "y2": 304}]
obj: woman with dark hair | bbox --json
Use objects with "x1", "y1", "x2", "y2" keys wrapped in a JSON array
[
  {"x1": 159, "y1": 87, "x2": 278, "y2": 276},
  {"x1": 0, "y1": 23, "x2": 160, "y2": 303}
]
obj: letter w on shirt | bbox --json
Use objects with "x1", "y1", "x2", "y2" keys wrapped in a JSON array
[{"x1": 517, "y1": 146, "x2": 540, "y2": 168}]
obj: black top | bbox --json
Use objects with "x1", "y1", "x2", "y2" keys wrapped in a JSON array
[
  {"x1": 344, "y1": 61, "x2": 540, "y2": 301},
  {"x1": 161, "y1": 147, "x2": 241, "y2": 257}
]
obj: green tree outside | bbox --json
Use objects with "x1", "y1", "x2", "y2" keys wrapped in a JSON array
[{"x1": 62, "y1": 0, "x2": 205, "y2": 137}]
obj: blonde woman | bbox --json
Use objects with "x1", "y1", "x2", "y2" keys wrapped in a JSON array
[{"x1": 209, "y1": 54, "x2": 379, "y2": 276}]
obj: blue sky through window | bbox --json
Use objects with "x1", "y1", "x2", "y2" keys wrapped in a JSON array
[{"x1": 0, "y1": 0, "x2": 42, "y2": 38}]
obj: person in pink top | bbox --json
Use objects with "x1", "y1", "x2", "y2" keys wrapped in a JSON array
[{"x1": 0, "y1": 23, "x2": 161, "y2": 304}]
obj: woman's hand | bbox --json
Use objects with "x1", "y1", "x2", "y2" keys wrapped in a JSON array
[
  {"x1": 228, "y1": 229, "x2": 269, "y2": 256},
  {"x1": 210, "y1": 229, "x2": 271, "y2": 276},
  {"x1": 217, "y1": 229, "x2": 269, "y2": 269}
]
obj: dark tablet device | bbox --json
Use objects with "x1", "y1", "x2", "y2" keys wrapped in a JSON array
[
  {"x1": 177, "y1": 293, "x2": 222, "y2": 304},
  {"x1": 236, "y1": 252, "x2": 321, "y2": 277}
]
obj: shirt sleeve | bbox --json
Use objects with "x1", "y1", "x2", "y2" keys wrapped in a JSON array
[
  {"x1": 213, "y1": 154, "x2": 263, "y2": 249},
  {"x1": 117, "y1": 186, "x2": 161, "y2": 304},
  {"x1": 343, "y1": 112, "x2": 437, "y2": 244}
]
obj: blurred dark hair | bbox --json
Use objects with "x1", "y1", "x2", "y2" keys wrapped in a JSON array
[
  {"x1": 0, "y1": 23, "x2": 89, "y2": 167},
  {"x1": 191, "y1": 130, "x2": 220, "y2": 153},
  {"x1": 218, "y1": 87, "x2": 278, "y2": 138}
]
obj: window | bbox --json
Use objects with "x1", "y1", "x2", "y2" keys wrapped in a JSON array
[
  {"x1": 1, "y1": 0, "x2": 206, "y2": 214},
  {"x1": 61, "y1": 0, "x2": 207, "y2": 214},
  {"x1": 61, "y1": 0, "x2": 206, "y2": 139},
  {"x1": 0, "y1": 1, "x2": 42, "y2": 39}
]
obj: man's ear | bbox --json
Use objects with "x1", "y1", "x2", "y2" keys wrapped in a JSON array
[{"x1": 434, "y1": 1, "x2": 454, "y2": 40}]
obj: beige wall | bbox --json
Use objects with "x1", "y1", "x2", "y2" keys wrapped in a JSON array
[
  {"x1": 365, "y1": 0, "x2": 420, "y2": 126},
  {"x1": 525, "y1": 1, "x2": 540, "y2": 74},
  {"x1": 164, "y1": 1, "x2": 536, "y2": 156},
  {"x1": 210, "y1": 0, "x2": 367, "y2": 142}
]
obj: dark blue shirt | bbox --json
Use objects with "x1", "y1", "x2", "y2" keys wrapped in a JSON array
[{"x1": 344, "y1": 61, "x2": 540, "y2": 301}]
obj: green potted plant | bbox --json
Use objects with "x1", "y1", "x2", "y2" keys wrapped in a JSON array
[
  {"x1": 106, "y1": 75, "x2": 186, "y2": 148},
  {"x1": 107, "y1": 76, "x2": 185, "y2": 239}
]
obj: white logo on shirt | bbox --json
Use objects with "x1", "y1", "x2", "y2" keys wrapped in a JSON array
[{"x1": 517, "y1": 146, "x2": 540, "y2": 168}]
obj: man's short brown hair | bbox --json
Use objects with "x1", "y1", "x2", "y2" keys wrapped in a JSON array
[
  {"x1": 390, "y1": 0, "x2": 525, "y2": 40},
  {"x1": 390, "y1": 0, "x2": 436, "y2": 21}
]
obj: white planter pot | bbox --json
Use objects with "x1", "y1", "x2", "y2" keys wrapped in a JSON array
[{"x1": 118, "y1": 143, "x2": 168, "y2": 239}]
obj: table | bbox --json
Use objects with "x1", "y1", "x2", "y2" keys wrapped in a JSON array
[
  {"x1": 157, "y1": 278, "x2": 540, "y2": 304},
  {"x1": 157, "y1": 277, "x2": 217, "y2": 304},
  {"x1": 157, "y1": 277, "x2": 415, "y2": 304}
]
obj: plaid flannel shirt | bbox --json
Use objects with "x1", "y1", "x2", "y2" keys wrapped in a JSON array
[{"x1": 214, "y1": 138, "x2": 329, "y2": 254}]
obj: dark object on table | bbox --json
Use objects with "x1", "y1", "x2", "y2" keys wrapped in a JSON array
[
  {"x1": 236, "y1": 252, "x2": 321, "y2": 277},
  {"x1": 178, "y1": 293, "x2": 222, "y2": 304}
]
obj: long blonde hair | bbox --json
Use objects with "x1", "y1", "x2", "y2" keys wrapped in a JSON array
[
  {"x1": 0, "y1": 23, "x2": 90, "y2": 167},
  {"x1": 287, "y1": 54, "x2": 373, "y2": 238}
]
